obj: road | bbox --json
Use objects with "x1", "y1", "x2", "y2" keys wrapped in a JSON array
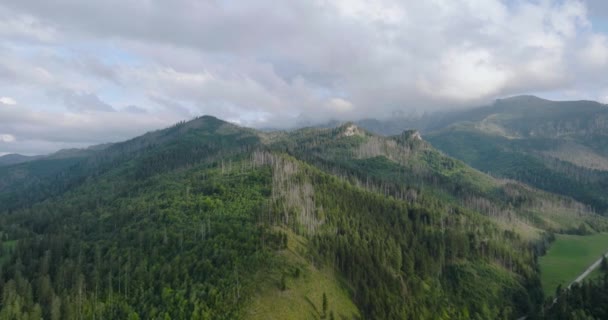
[
  {"x1": 568, "y1": 252, "x2": 608, "y2": 288},
  {"x1": 516, "y1": 251, "x2": 608, "y2": 320}
]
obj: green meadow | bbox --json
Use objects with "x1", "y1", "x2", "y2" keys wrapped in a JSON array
[{"x1": 539, "y1": 233, "x2": 608, "y2": 297}]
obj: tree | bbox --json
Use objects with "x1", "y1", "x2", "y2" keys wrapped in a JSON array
[
  {"x1": 279, "y1": 275, "x2": 287, "y2": 291},
  {"x1": 50, "y1": 295, "x2": 61, "y2": 320},
  {"x1": 555, "y1": 284, "x2": 563, "y2": 298},
  {"x1": 322, "y1": 292, "x2": 328, "y2": 318}
]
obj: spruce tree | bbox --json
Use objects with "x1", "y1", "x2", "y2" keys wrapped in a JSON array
[{"x1": 322, "y1": 292, "x2": 328, "y2": 318}]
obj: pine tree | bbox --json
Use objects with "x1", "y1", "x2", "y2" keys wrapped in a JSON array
[{"x1": 279, "y1": 275, "x2": 287, "y2": 291}]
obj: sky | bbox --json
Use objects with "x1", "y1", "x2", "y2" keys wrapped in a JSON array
[{"x1": 1, "y1": 0, "x2": 608, "y2": 155}]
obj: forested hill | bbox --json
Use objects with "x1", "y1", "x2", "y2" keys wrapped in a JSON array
[
  {"x1": 0, "y1": 154, "x2": 41, "y2": 167},
  {"x1": 0, "y1": 116, "x2": 605, "y2": 319},
  {"x1": 423, "y1": 96, "x2": 608, "y2": 214},
  {"x1": 338, "y1": 96, "x2": 608, "y2": 215}
]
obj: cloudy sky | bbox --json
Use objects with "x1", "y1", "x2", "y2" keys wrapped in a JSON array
[{"x1": 1, "y1": 0, "x2": 608, "y2": 155}]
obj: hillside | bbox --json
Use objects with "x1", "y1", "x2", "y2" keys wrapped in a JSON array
[
  {"x1": 420, "y1": 96, "x2": 608, "y2": 214},
  {"x1": 269, "y1": 123, "x2": 605, "y2": 237},
  {"x1": 0, "y1": 154, "x2": 41, "y2": 166},
  {"x1": 0, "y1": 116, "x2": 605, "y2": 319}
]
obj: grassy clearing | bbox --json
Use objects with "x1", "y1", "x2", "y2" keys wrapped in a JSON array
[
  {"x1": 247, "y1": 229, "x2": 360, "y2": 320},
  {"x1": 539, "y1": 233, "x2": 608, "y2": 296}
]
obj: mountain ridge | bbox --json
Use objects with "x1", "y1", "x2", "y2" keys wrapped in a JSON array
[
  {"x1": 2, "y1": 113, "x2": 602, "y2": 318},
  {"x1": 1, "y1": 110, "x2": 607, "y2": 319}
]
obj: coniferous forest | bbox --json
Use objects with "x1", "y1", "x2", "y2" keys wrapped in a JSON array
[{"x1": 0, "y1": 116, "x2": 606, "y2": 319}]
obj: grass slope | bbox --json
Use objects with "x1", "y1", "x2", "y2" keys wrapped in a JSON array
[
  {"x1": 247, "y1": 229, "x2": 360, "y2": 320},
  {"x1": 539, "y1": 233, "x2": 608, "y2": 296}
]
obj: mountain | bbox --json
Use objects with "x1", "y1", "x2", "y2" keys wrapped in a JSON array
[
  {"x1": 415, "y1": 96, "x2": 608, "y2": 214},
  {"x1": 0, "y1": 154, "x2": 41, "y2": 166},
  {"x1": 47, "y1": 143, "x2": 114, "y2": 160},
  {"x1": 0, "y1": 115, "x2": 605, "y2": 319},
  {"x1": 0, "y1": 143, "x2": 114, "y2": 168},
  {"x1": 0, "y1": 142, "x2": 116, "y2": 207}
]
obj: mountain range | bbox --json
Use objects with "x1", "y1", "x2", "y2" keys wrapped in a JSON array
[{"x1": 0, "y1": 96, "x2": 607, "y2": 319}]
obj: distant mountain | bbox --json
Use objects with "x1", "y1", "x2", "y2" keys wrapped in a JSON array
[
  {"x1": 432, "y1": 95, "x2": 608, "y2": 139},
  {"x1": 0, "y1": 153, "x2": 41, "y2": 166},
  {"x1": 0, "y1": 143, "x2": 114, "y2": 167},
  {"x1": 48, "y1": 142, "x2": 114, "y2": 159},
  {"x1": 0, "y1": 143, "x2": 112, "y2": 170},
  {"x1": 422, "y1": 97, "x2": 608, "y2": 214},
  {"x1": 341, "y1": 96, "x2": 608, "y2": 214},
  {"x1": 1, "y1": 115, "x2": 604, "y2": 318}
]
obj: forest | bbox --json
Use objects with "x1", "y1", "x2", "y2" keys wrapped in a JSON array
[{"x1": 0, "y1": 116, "x2": 604, "y2": 319}]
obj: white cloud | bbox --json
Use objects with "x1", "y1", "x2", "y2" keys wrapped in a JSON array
[
  {"x1": 419, "y1": 47, "x2": 511, "y2": 101},
  {"x1": 0, "y1": 0, "x2": 607, "y2": 154},
  {"x1": 599, "y1": 89, "x2": 608, "y2": 104},
  {"x1": 0, "y1": 97, "x2": 16, "y2": 105},
  {"x1": 548, "y1": 1, "x2": 588, "y2": 38},
  {"x1": 580, "y1": 34, "x2": 608, "y2": 67},
  {"x1": 0, "y1": 12, "x2": 58, "y2": 42},
  {"x1": 0, "y1": 134, "x2": 16, "y2": 143},
  {"x1": 330, "y1": 0, "x2": 405, "y2": 24},
  {"x1": 326, "y1": 98, "x2": 354, "y2": 113}
]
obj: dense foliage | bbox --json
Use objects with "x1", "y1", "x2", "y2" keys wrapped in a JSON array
[
  {"x1": 0, "y1": 163, "x2": 286, "y2": 319},
  {"x1": 427, "y1": 129, "x2": 608, "y2": 213},
  {"x1": 0, "y1": 116, "x2": 601, "y2": 319},
  {"x1": 307, "y1": 167, "x2": 541, "y2": 319}
]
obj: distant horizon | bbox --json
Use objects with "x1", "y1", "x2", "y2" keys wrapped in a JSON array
[{"x1": 3, "y1": 93, "x2": 607, "y2": 157}]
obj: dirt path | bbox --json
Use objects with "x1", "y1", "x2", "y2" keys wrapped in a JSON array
[
  {"x1": 517, "y1": 251, "x2": 608, "y2": 320},
  {"x1": 568, "y1": 252, "x2": 608, "y2": 288}
]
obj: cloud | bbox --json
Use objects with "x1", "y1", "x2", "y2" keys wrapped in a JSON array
[
  {"x1": 580, "y1": 34, "x2": 608, "y2": 67},
  {"x1": 0, "y1": 100, "x2": 183, "y2": 155},
  {"x1": 0, "y1": 134, "x2": 16, "y2": 143},
  {"x1": 0, "y1": 0, "x2": 607, "y2": 154},
  {"x1": 62, "y1": 91, "x2": 115, "y2": 112},
  {"x1": 149, "y1": 95, "x2": 192, "y2": 117},
  {"x1": 326, "y1": 98, "x2": 354, "y2": 113},
  {"x1": 0, "y1": 10, "x2": 58, "y2": 42},
  {"x1": 0, "y1": 97, "x2": 16, "y2": 105},
  {"x1": 123, "y1": 105, "x2": 147, "y2": 114},
  {"x1": 418, "y1": 47, "x2": 511, "y2": 101}
]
